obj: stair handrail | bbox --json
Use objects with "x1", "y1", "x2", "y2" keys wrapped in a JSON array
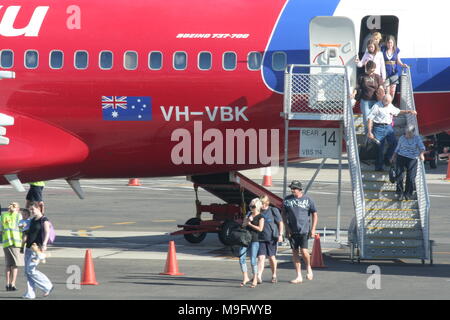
[
  {"x1": 400, "y1": 67, "x2": 431, "y2": 259},
  {"x1": 342, "y1": 67, "x2": 366, "y2": 257}
]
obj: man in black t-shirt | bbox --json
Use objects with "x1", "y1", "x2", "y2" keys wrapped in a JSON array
[{"x1": 283, "y1": 180, "x2": 318, "y2": 284}]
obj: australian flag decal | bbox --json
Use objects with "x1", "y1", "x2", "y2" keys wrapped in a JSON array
[{"x1": 102, "y1": 96, "x2": 152, "y2": 121}]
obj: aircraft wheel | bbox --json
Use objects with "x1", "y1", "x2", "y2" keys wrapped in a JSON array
[
  {"x1": 218, "y1": 220, "x2": 240, "y2": 246},
  {"x1": 183, "y1": 218, "x2": 207, "y2": 244}
]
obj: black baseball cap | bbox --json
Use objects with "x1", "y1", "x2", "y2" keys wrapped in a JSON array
[{"x1": 289, "y1": 180, "x2": 303, "y2": 190}]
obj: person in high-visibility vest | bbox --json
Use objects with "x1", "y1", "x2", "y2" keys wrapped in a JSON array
[
  {"x1": 0, "y1": 202, "x2": 24, "y2": 291},
  {"x1": 26, "y1": 181, "x2": 45, "y2": 213}
]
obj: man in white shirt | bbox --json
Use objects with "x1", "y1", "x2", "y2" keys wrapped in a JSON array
[{"x1": 367, "y1": 94, "x2": 417, "y2": 171}]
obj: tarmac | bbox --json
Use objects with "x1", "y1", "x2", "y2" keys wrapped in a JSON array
[{"x1": 0, "y1": 158, "x2": 449, "y2": 301}]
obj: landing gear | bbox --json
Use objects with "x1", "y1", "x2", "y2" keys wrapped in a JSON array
[
  {"x1": 183, "y1": 217, "x2": 207, "y2": 244},
  {"x1": 171, "y1": 184, "x2": 245, "y2": 245}
]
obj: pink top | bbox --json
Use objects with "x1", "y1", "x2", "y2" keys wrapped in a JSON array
[{"x1": 357, "y1": 51, "x2": 386, "y2": 81}]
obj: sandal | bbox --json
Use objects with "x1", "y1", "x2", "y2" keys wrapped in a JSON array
[
  {"x1": 290, "y1": 279, "x2": 303, "y2": 284},
  {"x1": 240, "y1": 280, "x2": 249, "y2": 287},
  {"x1": 271, "y1": 277, "x2": 278, "y2": 283},
  {"x1": 250, "y1": 283, "x2": 257, "y2": 288}
]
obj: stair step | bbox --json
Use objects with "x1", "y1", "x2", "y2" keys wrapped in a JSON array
[
  {"x1": 365, "y1": 238, "x2": 423, "y2": 247},
  {"x1": 363, "y1": 181, "x2": 397, "y2": 191},
  {"x1": 365, "y1": 199, "x2": 418, "y2": 210},
  {"x1": 361, "y1": 172, "x2": 391, "y2": 182},
  {"x1": 364, "y1": 190, "x2": 402, "y2": 200},
  {"x1": 365, "y1": 217, "x2": 421, "y2": 229},
  {"x1": 365, "y1": 227, "x2": 423, "y2": 239},
  {"x1": 365, "y1": 210, "x2": 419, "y2": 220},
  {"x1": 363, "y1": 246, "x2": 424, "y2": 259}
]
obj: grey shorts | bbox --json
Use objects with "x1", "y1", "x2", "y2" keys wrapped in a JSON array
[
  {"x1": 289, "y1": 233, "x2": 309, "y2": 250},
  {"x1": 3, "y1": 247, "x2": 24, "y2": 267}
]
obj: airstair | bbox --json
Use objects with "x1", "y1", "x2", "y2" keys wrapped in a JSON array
[{"x1": 283, "y1": 64, "x2": 432, "y2": 264}]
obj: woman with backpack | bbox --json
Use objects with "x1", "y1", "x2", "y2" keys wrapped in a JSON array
[
  {"x1": 256, "y1": 195, "x2": 284, "y2": 284},
  {"x1": 21, "y1": 203, "x2": 53, "y2": 299},
  {"x1": 239, "y1": 198, "x2": 264, "y2": 288}
]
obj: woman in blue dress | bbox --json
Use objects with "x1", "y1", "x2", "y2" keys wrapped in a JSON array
[{"x1": 382, "y1": 35, "x2": 407, "y2": 98}]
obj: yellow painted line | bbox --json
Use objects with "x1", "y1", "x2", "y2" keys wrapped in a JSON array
[
  {"x1": 152, "y1": 220, "x2": 176, "y2": 223},
  {"x1": 434, "y1": 252, "x2": 450, "y2": 255},
  {"x1": 367, "y1": 208, "x2": 416, "y2": 211},
  {"x1": 77, "y1": 230, "x2": 89, "y2": 237},
  {"x1": 88, "y1": 226, "x2": 105, "y2": 230},
  {"x1": 367, "y1": 218, "x2": 416, "y2": 221},
  {"x1": 113, "y1": 221, "x2": 136, "y2": 225}
]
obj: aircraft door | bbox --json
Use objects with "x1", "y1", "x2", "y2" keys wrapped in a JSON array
[{"x1": 309, "y1": 16, "x2": 357, "y2": 88}]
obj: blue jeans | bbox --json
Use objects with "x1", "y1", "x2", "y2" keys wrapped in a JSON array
[
  {"x1": 23, "y1": 248, "x2": 53, "y2": 299},
  {"x1": 361, "y1": 99, "x2": 378, "y2": 133},
  {"x1": 239, "y1": 242, "x2": 259, "y2": 275},
  {"x1": 372, "y1": 124, "x2": 397, "y2": 170}
]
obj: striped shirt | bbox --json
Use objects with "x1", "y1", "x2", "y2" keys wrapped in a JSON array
[{"x1": 395, "y1": 135, "x2": 426, "y2": 159}]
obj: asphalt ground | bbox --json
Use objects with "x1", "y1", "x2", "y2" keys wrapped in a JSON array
[{"x1": 0, "y1": 159, "x2": 449, "y2": 302}]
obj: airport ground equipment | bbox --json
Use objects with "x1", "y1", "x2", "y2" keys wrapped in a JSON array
[
  {"x1": 283, "y1": 64, "x2": 432, "y2": 264},
  {"x1": 171, "y1": 172, "x2": 282, "y2": 245}
]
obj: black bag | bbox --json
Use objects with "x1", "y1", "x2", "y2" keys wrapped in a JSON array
[
  {"x1": 389, "y1": 164, "x2": 397, "y2": 183},
  {"x1": 229, "y1": 228, "x2": 252, "y2": 247},
  {"x1": 355, "y1": 88, "x2": 362, "y2": 101},
  {"x1": 359, "y1": 138, "x2": 379, "y2": 161}
]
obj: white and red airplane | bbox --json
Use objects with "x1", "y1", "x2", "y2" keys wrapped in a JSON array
[{"x1": 0, "y1": 0, "x2": 449, "y2": 188}]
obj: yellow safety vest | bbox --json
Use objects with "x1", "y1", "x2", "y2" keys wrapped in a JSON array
[
  {"x1": 30, "y1": 181, "x2": 45, "y2": 187},
  {"x1": 1, "y1": 211, "x2": 22, "y2": 248}
]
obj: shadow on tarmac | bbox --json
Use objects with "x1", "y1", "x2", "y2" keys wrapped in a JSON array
[{"x1": 275, "y1": 251, "x2": 450, "y2": 279}]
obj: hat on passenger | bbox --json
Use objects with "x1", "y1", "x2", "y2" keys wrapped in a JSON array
[{"x1": 289, "y1": 180, "x2": 303, "y2": 190}]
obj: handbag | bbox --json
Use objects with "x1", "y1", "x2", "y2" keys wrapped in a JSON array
[
  {"x1": 229, "y1": 228, "x2": 252, "y2": 247},
  {"x1": 385, "y1": 74, "x2": 400, "y2": 86},
  {"x1": 389, "y1": 164, "x2": 397, "y2": 183}
]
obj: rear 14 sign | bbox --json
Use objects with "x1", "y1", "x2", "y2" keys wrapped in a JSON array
[{"x1": 299, "y1": 128, "x2": 341, "y2": 158}]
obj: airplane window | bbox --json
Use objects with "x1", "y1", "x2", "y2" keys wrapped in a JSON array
[
  {"x1": 75, "y1": 51, "x2": 88, "y2": 69},
  {"x1": 0, "y1": 50, "x2": 14, "y2": 69},
  {"x1": 174, "y1": 52, "x2": 187, "y2": 70},
  {"x1": 149, "y1": 52, "x2": 162, "y2": 70},
  {"x1": 198, "y1": 52, "x2": 212, "y2": 70},
  {"x1": 25, "y1": 50, "x2": 38, "y2": 69},
  {"x1": 50, "y1": 50, "x2": 64, "y2": 69},
  {"x1": 124, "y1": 51, "x2": 138, "y2": 70},
  {"x1": 272, "y1": 52, "x2": 287, "y2": 71},
  {"x1": 100, "y1": 51, "x2": 113, "y2": 70},
  {"x1": 223, "y1": 52, "x2": 236, "y2": 70},
  {"x1": 248, "y1": 52, "x2": 262, "y2": 70}
]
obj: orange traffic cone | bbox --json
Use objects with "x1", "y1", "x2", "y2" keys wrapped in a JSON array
[
  {"x1": 128, "y1": 178, "x2": 142, "y2": 186},
  {"x1": 311, "y1": 234, "x2": 326, "y2": 268},
  {"x1": 262, "y1": 167, "x2": 273, "y2": 187},
  {"x1": 81, "y1": 249, "x2": 99, "y2": 285},
  {"x1": 160, "y1": 241, "x2": 184, "y2": 276}
]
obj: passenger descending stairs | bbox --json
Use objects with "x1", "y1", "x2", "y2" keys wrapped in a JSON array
[{"x1": 347, "y1": 69, "x2": 431, "y2": 263}]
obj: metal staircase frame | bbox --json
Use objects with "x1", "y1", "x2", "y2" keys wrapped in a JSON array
[
  {"x1": 282, "y1": 64, "x2": 431, "y2": 262},
  {"x1": 282, "y1": 64, "x2": 363, "y2": 245},
  {"x1": 400, "y1": 67, "x2": 431, "y2": 260}
]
